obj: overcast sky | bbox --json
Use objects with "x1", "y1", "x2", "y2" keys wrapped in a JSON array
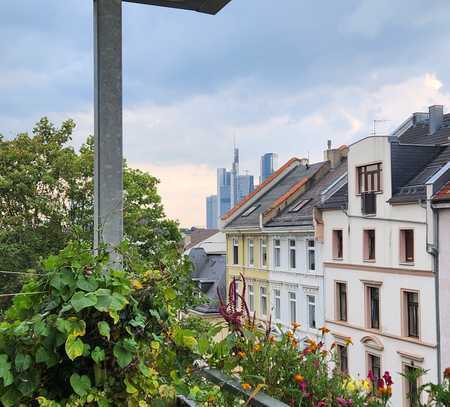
[{"x1": 2, "y1": 1, "x2": 450, "y2": 227}]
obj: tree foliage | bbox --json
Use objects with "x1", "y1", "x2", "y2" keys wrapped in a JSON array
[{"x1": 0, "y1": 118, "x2": 181, "y2": 309}]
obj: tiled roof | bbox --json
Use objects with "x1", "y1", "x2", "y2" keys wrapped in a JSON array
[
  {"x1": 398, "y1": 113, "x2": 450, "y2": 145},
  {"x1": 318, "y1": 183, "x2": 348, "y2": 210},
  {"x1": 221, "y1": 157, "x2": 301, "y2": 221},
  {"x1": 266, "y1": 159, "x2": 347, "y2": 227},
  {"x1": 185, "y1": 229, "x2": 219, "y2": 251},
  {"x1": 224, "y1": 162, "x2": 324, "y2": 229},
  {"x1": 433, "y1": 181, "x2": 450, "y2": 202}
]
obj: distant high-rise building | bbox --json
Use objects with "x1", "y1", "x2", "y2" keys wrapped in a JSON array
[
  {"x1": 231, "y1": 147, "x2": 240, "y2": 207},
  {"x1": 237, "y1": 174, "x2": 254, "y2": 202},
  {"x1": 206, "y1": 195, "x2": 218, "y2": 229},
  {"x1": 217, "y1": 168, "x2": 231, "y2": 218},
  {"x1": 260, "y1": 153, "x2": 278, "y2": 183}
]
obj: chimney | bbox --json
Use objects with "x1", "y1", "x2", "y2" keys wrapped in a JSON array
[
  {"x1": 299, "y1": 157, "x2": 309, "y2": 166},
  {"x1": 324, "y1": 142, "x2": 348, "y2": 169},
  {"x1": 429, "y1": 105, "x2": 443, "y2": 135}
]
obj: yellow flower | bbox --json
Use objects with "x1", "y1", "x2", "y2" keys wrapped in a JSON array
[
  {"x1": 131, "y1": 279, "x2": 143, "y2": 289},
  {"x1": 242, "y1": 383, "x2": 251, "y2": 391},
  {"x1": 344, "y1": 337, "x2": 353, "y2": 346},
  {"x1": 294, "y1": 374, "x2": 304, "y2": 383},
  {"x1": 253, "y1": 343, "x2": 262, "y2": 352}
]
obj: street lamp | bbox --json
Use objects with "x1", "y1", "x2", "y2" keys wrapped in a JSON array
[{"x1": 93, "y1": 0, "x2": 232, "y2": 260}]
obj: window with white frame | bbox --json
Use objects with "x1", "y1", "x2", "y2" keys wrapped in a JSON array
[
  {"x1": 289, "y1": 239, "x2": 296, "y2": 269},
  {"x1": 232, "y1": 238, "x2": 239, "y2": 265},
  {"x1": 260, "y1": 238, "x2": 268, "y2": 267},
  {"x1": 307, "y1": 239, "x2": 315, "y2": 271},
  {"x1": 260, "y1": 287, "x2": 268, "y2": 317},
  {"x1": 274, "y1": 239, "x2": 281, "y2": 267},
  {"x1": 308, "y1": 295, "x2": 316, "y2": 329},
  {"x1": 273, "y1": 289, "x2": 281, "y2": 320},
  {"x1": 248, "y1": 239, "x2": 254, "y2": 266},
  {"x1": 289, "y1": 291, "x2": 297, "y2": 323},
  {"x1": 248, "y1": 284, "x2": 255, "y2": 313}
]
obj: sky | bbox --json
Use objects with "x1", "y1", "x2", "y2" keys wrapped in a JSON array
[{"x1": 2, "y1": 0, "x2": 450, "y2": 227}]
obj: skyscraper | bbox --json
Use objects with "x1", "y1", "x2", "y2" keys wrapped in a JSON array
[
  {"x1": 217, "y1": 168, "x2": 231, "y2": 218},
  {"x1": 206, "y1": 195, "x2": 218, "y2": 229},
  {"x1": 231, "y1": 147, "x2": 240, "y2": 207},
  {"x1": 237, "y1": 174, "x2": 254, "y2": 202},
  {"x1": 260, "y1": 153, "x2": 278, "y2": 183}
]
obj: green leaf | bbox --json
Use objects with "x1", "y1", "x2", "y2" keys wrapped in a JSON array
[
  {"x1": 91, "y1": 346, "x2": 105, "y2": 363},
  {"x1": 113, "y1": 343, "x2": 133, "y2": 368},
  {"x1": 70, "y1": 373, "x2": 91, "y2": 397},
  {"x1": 15, "y1": 353, "x2": 32, "y2": 372},
  {"x1": 97, "y1": 321, "x2": 110, "y2": 340},
  {"x1": 109, "y1": 293, "x2": 128, "y2": 312},
  {"x1": 183, "y1": 336, "x2": 198, "y2": 350},
  {"x1": 150, "y1": 341, "x2": 160, "y2": 352},
  {"x1": 124, "y1": 378, "x2": 138, "y2": 394},
  {"x1": 198, "y1": 337, "x2": 210, "y2": 354},
  {"x1": 164, "y1": 287, "x2": 177, "y2": 301},
  {"x1": 93, "y1": 289, "x2": 112, "y2": 312},
  {"x1": 0, "y1": 389, "x2": 21, "y2": 407},
  {"x1": 77, "y1": 276, "x2": 98, "y2": 292},
  {"x1": 70, "y1": 292, "x2": 97, "y2": 312},
  {"x1": 0, "y1": 354, "x2": 13, "y2": 386},
  {"x1": 65, "y1": 335, "x2": 85, "y2": 361}
]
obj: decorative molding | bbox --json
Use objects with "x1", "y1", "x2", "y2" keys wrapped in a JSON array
[
  {"x1": 361, "y1": 335, "x2": 384, "y2": 351},
  {"x1": 397, "y1": 350, "x2": 424, "y2": 363},
  {"x1": 360, "y1": 279, "x2": 383, "y2": 286},
  {"x1": 324, "y1": 262, "x2": 433, "y2": 277}
]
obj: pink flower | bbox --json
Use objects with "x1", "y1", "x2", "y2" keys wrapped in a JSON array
[
  {"x1": 336, "y1": 397, "x2": 353, "y2": 406},
  {"x1": 383, "y1": 371, "x2": 394, "y2": 386}
]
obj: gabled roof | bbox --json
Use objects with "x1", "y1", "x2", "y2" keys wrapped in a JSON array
[
  {"x1": 318, "y1": 182, "x2": 348, "y2": 210},
  {"x1": 223, "y1": 161, "x2": 324, "y2": 229},
  {"x1": 433, "y1": 181, "x2": 450, "y2": 202},
  {"x1": 266, "y1": 159, "x2": 347, "y2": 227}
]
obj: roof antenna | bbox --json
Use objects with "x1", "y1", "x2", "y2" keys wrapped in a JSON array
[{"x1": 372, "y1": 119, "x2": 390, "y2": 136}]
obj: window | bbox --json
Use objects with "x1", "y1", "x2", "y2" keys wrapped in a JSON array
[
  {"x1": 248, "y1": 285, "x2": 255, "y2": 313},
  {"x1": 363, "y1": 229, "x2": 376, "y2": 261},
  {"x1": 400, "y1": 229, "x2": 415, "y2": 263},
  {"x1": 274, "y1": 239, "x2": 281, "y2": 267},
  {"x1": 232, "y1": 238, "x2": 239, "y2": 265},
  {"x1": 368, "y1": 353, "x2": 381, "y2": 381},
  {"x1": 289, "y1": 239, "x2": 296, "y2": 269},
  {"x1": 289, "y1": 292, "x2": 297, "y2": 323},
  {"x1": 273, "y1": 289, "x2": 281, "y2": 320},
  {"x1": 308, "y1": 295, "x2": 316, "y2": 329},
  {"x1": 357, "y1": 163, "x2": 382, "y2": 194},
  {"x1": 333, "y1": 230, "x2": 343, "y2": 259},
  {"x1": 260, "y1": 239, "x2": 268, "y2": 267},
  {"x1": 307, "y1": 239, "x2": 315, "y2": 271},
  {"x1": 336, "y1": 282, "x2": 347, "y2": 322},
  {"x1": 366, "y1": 286, "x2": 380, "y2": 330},
  {"x1": 404, "y1": 365, "x2": 420, "y2": 407},
  {"x1": 242, "y1": 204, "x2": 260, "y2": 217},
  {"x1": 248, "y1": 239, "x2": 254, "y2": 266},
  {"x1": 260, "y1": 287, "x2": 268, "y2": 317},
  {"x1": 404, "y1": 291, "x2": 419, "y2": 338},
  {"x1": 234, "y1": 280, "x2": 241, "y2": 308},
  {"x1": 337, "y1": 344, "x2": 348, "y2": 374},
  {"x1": 289, "y1": 198, "x2": 311, "y2": 213}
]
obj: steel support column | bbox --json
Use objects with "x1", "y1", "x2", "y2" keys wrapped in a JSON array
[{"x1": 93, "y1": 0, "x2": 123, "y2": 259}]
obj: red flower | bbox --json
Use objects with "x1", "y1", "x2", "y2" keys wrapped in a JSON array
[
  {"x1": 444, "y1": 367, "x2": 450, "y2": 379},
  {"x1": 377, "y1": 378, "x2": 385, "y2": 390},
  {"x1": 336, "y1": 397, "x2": 353, "y2": 406},
  {"x1": 383, "y1": 371, "x2": 394, "y2": 386}
]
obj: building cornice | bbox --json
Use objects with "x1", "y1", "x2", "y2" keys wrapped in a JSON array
[{"x1": 323, "y1": 262, "x2": 433, "y2": 277}]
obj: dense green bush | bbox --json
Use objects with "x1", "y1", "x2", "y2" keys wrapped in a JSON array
[{"x1": 0, "y1": 241, "x2": 204, "y2": 406}]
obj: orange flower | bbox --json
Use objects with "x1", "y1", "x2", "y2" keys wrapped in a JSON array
[
  {"x1": 287, "y1": 331, "x2": 294, "y2": 338},
  {"x1": 238, "y1": 351, "x2": 246, "y2": 358},
  {"x1": 444, "y1": 367, "x2": 450, "y2": 379},
  {"x1": 319, "y1": 326, "x2": 330, "y2": 335},
  {"x1": 294, "y1": 374, "x2": 304, "y2": 383},
  {"x1": 344, "y1": 337, "x2": 353, "y2": 346},
  {"x1": 131, "y1": 279, "x2": 143, "y2": 289},
  {"x1": 330, "y1": 341, "x2": 336, "y2": 350},
  {"x1": 291, "y1": 338, "x2": 299, "y2": 348},
  {"x1": 268, "y1": 335, "x2": 276, "y2": 344},
  {"x1": 253, "y1": 343, "x2": 262, "y2": 352},
  {"x1": 242, "y1": 383, "x2": 251, "y2": 391},
  {"x1": 291, "y1": 322, "x2": 301, "y2": 330}
]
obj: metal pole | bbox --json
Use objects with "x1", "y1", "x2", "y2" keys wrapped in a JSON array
[{"x1": 93, "y1": 0, "x2": 123, "y2": 262}]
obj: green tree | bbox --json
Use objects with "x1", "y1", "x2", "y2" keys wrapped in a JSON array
[{"x1": 0, "y1": 117, "x2": 181, "y2": 310}]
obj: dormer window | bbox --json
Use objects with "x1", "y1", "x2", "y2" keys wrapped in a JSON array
[{"x1": 357, "y1": 163, "x2": 382, "y2": 194}]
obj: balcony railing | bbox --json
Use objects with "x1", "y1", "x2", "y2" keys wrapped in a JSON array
[{"x1": 361, "y1": 192, "x2": 376, "y2": 215}]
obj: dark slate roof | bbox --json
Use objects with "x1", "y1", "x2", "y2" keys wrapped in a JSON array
[
  {"x1": 398, "y1": 113, "x2": 450, "y2": 145},
  {"x1": 265, "y1": 159, "x2": 347, "y2": 227},
  {"x1": 224, "y1": 162, "x2": 324, "y2": 228},
  {"x1": 318, "y1": 183, "x2": 348, "y2": 210}
]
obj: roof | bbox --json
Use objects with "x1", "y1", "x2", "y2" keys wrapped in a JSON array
[
  {"x1": 221, "y1": 157, "x2": 301, "y2": 221},
  {"x1": 318, "y1": 182, "x2": 348, "y2": 210},
  {"x1": 433, "y1": 181, "x2": 450, "y2": 202},
  {"x1": 184, "y1": 228, "x2": 219, "y2": 251},
  {"x1": 398, "y1": 113, "x2": 450, "y2": 145},
  {"x1": 266, "y1": 159, "x2": 347, "y2": 227},
  {"x1": 184, "y1": 231, "x2": 226, "y2": 255},
  {"x1": 224, "y1": 162, "x2": 324, "y2": 229}
]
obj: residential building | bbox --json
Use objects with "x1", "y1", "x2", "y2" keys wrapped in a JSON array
[
  {"x1": 222, "y1": 149, "x2": 347, "y2": 341},
  {"x1": 206, "y1": 195, "x2": 218, "y2": 229},
  {"x1": 318, "y1": 105, "x2": 450, "y2": 406},
  {"x1": 260, "y1": 153, "x2": 278, "y2": 183}
]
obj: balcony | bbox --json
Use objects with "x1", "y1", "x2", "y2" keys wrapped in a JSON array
[{"x1": 361, "y1": 192, "x2": 376, "y2": 215}]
